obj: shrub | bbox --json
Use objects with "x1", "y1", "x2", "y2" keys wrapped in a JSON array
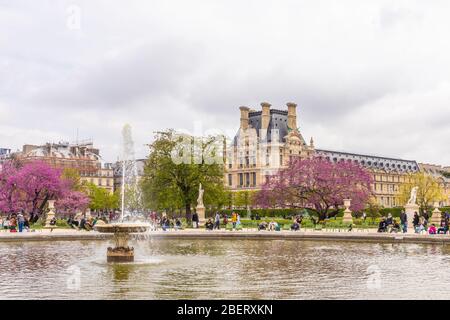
[{"x1": 380, "y1": 207, "x2": 404, "y2": 218}]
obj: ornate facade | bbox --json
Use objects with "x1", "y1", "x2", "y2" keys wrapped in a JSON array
[
  {"x1": 225, "y1": 103, "x2": 314, "y2": 191},
  {"x1": 6, "y1": 141, "x2": 114, "y2": 193},
  {"x1": 225, "y1": 102, "x2": 448, "y2": 208}
]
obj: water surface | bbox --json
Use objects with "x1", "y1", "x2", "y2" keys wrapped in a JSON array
[{"x1": 0, "y1": 238, "x2": 449, "y2": 299}]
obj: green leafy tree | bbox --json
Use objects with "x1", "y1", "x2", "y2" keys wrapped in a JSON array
[
  {"x1": 122, "y1": 184, "x2": 145, "y2": 213},
  {"x1": 87, "y1": 183, "x2": 119, "y2": 212},
  {"x1": 141, "y1": 130, "x2": 225, "y2": 219},
  {"x1": 365, "y1": 198, "x2": 381, "y2": 223},
  {"x1": 399, "y1": 172, "x2": 445, "y2": 211},
  {"x1": 233, "y1": 190, "x2": 257, "y2": 209}
]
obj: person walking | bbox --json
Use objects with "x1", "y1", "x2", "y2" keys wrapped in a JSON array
[
  {"x1": 192, "y1": 211, "x2": 199, "y2": 229},
  {"x1": 413, "y1": 212, "x2": 420, "y2": 232},
  {"x1": 400, "y1": 210, "x2": 408, "y2": 233},
  {"x1": 231, "y1": 212, "x2": 237, "y2": 231},
  {"x1": 17, "y1": 212, "x2": 25, "y2": 233},
  {"x1": 214, "y1": 212, "x2": 221, "y2": 230}
]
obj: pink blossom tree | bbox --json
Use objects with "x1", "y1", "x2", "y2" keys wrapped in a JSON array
[
  {"x1": 256, "y1": 157, "x2": 374, "y2": 221},
  {"x1": 55, "y1": 191, "x2": 90, "y2": 216},
  {"x1": 13, "y1": 161, "x2": 66, "y2": 220},
  {"x1": 0, "y1": 161, "x2": 91, "y2": 221},
  {"x1": 0, "y1": 162, "x2": 22, "y2": 214}
]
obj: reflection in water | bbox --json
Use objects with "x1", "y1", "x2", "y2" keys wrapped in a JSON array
[
  {"x1": 1, "y1": 239, "x2": 450, "y2": 300},
  {"x1": 111, "y1": 264, "x2": 131, "y2": 282}
]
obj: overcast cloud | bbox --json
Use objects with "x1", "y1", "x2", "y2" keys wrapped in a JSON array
[{"x1": 0, "y1": 0, "x2": 449, "y2": 164}]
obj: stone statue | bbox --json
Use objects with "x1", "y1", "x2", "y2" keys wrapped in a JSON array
[
  {"x1": 197, "y1": 183, "x2": 204, "y2": 207},
  {"x1": 407, "y1": 186, "x2": 419, "y2": 205}
]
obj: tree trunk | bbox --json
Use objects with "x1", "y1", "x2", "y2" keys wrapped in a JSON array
[{"x1": 318, "y1": 212, "x2": 327, "y2": 222}]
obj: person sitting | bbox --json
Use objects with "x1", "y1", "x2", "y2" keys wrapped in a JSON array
[
  {"x1": 258, "y1": 221, "x2": 268, "y2": 231},
  {"x1": 84, "y1": 218, "x2": 93, "y2": 231},
  {"x1": 9, "y1": 216, "x2": 17, "y2": 233},
  {"x1": 428, "y1": 224, "x2": 437, "y2": 235},
  {"x1": 268, "y1": 220, "x2": 279, "y2": 231},
  {"x1": 386, "y1": 213, "x2": 393, "y2": 226},
  {"x1": 415, "y1": 222, "x2": 425, "y2": 234},
  {"x1": 205, "y1": 219, "x2": 214, "y2": 231},
  {"x1": 390, "y1": 219, "x2": 401, "y2": 233},
  {"x1": 67, "y1": 217, "x2": 79, "y2": 229},
  {"x1": 437, "y1": 221, "x2": 449, "y2": 234},
  {"x1": 291, "y1": 221, "x2": 300, "y2": 231},
  {"x1": 222, "y1": 216, "x2": 228, "y2": 227},
  {"x1": 2, "y1": 218, "x2": 9, "y2": 231},
  {"x1": 162, "y1": 218, "x2": 171, "y2": 231},
  {"x1": 174, "y1": 219, "x2": 182, "y2": 231},
  {"x1": 377, "y1": 218, "x2": 387, "y2": 233},
  {"x1": 79, "y1": 217, "x2": 86, "y2": 230}
]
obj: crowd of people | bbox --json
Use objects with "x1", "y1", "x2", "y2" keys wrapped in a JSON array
[
  {"x1": 3, "y1": 208, "x2": 450, "y2": 236},
  {"x1": 198, "y1": 211, "x2": 242, "y2": 231},
  {"x1": 377, "y1": 210, "x2": 450, "y2": 235},
  {"x1": 0, "y1": 212, "x2": 31, "y2": 233},
  {"x1": 0, "y1": 211, "x2": 110, "y2": 233}
]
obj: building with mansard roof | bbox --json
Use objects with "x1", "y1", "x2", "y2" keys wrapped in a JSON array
[
  {"x1": 2, "y1": 141, "x2": 114, "y2": 193},
  {"x1": 225, "y1": 102, "x2": 448, "y2": 208}
]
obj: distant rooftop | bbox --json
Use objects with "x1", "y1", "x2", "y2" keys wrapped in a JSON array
[{"x1": 316, "y1": 149, "x2": 419, "y2": 173}]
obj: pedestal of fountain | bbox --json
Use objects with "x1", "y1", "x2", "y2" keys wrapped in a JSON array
[{"x1": 95, "y1": 223, "x2": 149, "y2": 263}]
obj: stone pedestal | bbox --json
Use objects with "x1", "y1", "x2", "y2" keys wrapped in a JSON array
[
  {"x1": 95, "y1": 223, "x2": 149, "y2": 263},
  {"x1": 44, "y1": 200, "x2": 56, "y2": 229},
  {"x1": 342, "y1": 199, "x2": 353, "y2": 224},
  {"x1": 107, "y1": 232, "x2": 134, "y2": 263},
  {"x1": 430, "y1": 202, "x2": 442, "y2": 226},
  {"x1": 85, "y1": 208, "x2": 91, "y2": 219},
  {"x1": 196, "y1": 205, "x2": 206, "y2": 224},
  {"x1": 405, "y1": 203, "x2": 420, "y2": 232}
]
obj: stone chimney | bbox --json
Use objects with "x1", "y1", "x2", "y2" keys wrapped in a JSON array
[
  {"x1": 239, "y1": 106, "x2": 250, "y2": 130},
  {"x1": 261, "y1": 102, "x2": 271, "y2": 131},
  {"x1": 287, "y1": 102, "x2": 297, "y2": 130}
]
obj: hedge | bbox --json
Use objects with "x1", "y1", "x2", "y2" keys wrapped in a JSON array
[
  {"x1": 379, "y1": 207, "x2": 404, "y2": 218},
  {"x1": 216, "y1": 208, "x2": 317, "y2": 218},
  {"x1": 207, "y1": 206, "x2": 450, "y2": 219}
]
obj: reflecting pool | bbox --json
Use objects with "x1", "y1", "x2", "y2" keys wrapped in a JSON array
[{"x1": 1, "y1": 239, "x2": 449, "y2": 299}]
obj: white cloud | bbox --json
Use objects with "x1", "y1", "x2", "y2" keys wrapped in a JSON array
[{"x1": 0, "y1": 0, "x2": 449, "y2": 164}]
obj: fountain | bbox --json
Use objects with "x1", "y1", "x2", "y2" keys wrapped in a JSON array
[{"x1": 95, "y1": 124, "x2": 149, "y2": 262}]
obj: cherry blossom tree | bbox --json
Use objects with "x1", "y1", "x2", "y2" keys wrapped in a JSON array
[
  {"x1": 12, "y1": 161, "x2": 66, "y2": 220},
  {"x1": 0, "y1": 161, "x2": 91, "y2": 220},
  {"x1": 0, "y1": 162, "x2": 22, "y2": 214},
  {"x1": 55, "y1": 190, "x2": 90, "y2": 216},
  {"x1": 256, "y1": 157, "x2": 374, "y2": 221}
]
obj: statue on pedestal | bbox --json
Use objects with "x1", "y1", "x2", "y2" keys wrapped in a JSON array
[
  {"x1": 196, "y1": 183, "x2": 205, "y2": 224},
  {"x1": 407, "y1": 186, "x2": 419, "y2": 205},
  {"x1": 405, "y1": 186, "x2": 420, "y2": 232},
  {"x1": 197, "y1": 183, "x2": 204, "y2": 207}
]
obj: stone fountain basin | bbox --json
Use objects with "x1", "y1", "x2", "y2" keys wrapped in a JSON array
[{"x1": 95, "y1": 223, "x2": 150, "y2": 234}]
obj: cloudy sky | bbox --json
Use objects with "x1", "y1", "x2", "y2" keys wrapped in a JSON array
[{"x1": 0, "y1": 0, "x2": 449, "y2": 164}]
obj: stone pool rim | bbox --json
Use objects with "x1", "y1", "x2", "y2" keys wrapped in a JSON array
[{"x1": 2, "y1": 230, "x2": 450, "y2": 245}]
